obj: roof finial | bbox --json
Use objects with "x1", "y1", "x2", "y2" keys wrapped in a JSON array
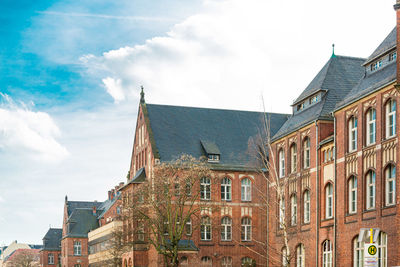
[
  {"x1": 140, "y1": 85, "x2": 145, "y2": 104},
  {"x1": 331, "y1": 43, "x2": 336, "y2": 58}
]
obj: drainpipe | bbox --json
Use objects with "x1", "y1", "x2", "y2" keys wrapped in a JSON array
[
  {"x1": 333, "y1": 114, "x2": 337, "y2": 267},
  {"x1": 315, "y1": 120, "x2": 320, "y2": 267},
  {"x1": 266, "y1": 169, "x2": 269, "y2": 267}
]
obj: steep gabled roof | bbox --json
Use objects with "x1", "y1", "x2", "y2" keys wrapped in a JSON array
[
  {"x1": 144, "y1": 104, "x2": 288, "y2": 168},
  {"x1": 273, "y1": 55, "x2": 365, "y2": 141},
  {"x1": 336, "y1": 28, "x2": 397, "y2": 110},
  {"x1": 67, "y1": 201, "x2": 103, "y2": 216},
  {"x1": 65, "y1": 208, "x2": 100, "y2": 238},
  {"x1": 364, "y1": 27, "x2": 396, "y2": 65},
  {"x1": 42, "y1": 228, "x2": 62, "y2": 251}
]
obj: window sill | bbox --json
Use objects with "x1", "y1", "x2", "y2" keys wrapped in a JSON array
[
  {"x1": 322, "y1": 217, "x2": 334, "y2": 222},
  {"x1": 241, "y1": 200, "x2": 252, "y2": 202},
  {"x1": 345, "y1": 212, "x2": 357, "y2": 217},
  {"x1": 382, "y1": 204, "x2": 396, "y2": 209},
  {"x1": 363, "y1": 208, "x2": 376, "y2": 213}
]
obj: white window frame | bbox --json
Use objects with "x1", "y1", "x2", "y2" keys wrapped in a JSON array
[
  {"x1": 386, "y1": 99, "x2": 396, "y2": 138},
  {"x1": 221, "y1": 177, "x2": 232, "y2": 201},
  {"x1": 282, "y1": 247, "x2": 288, "y2": 267},
  {"x1": 348, "y1": 176, "x2": 357, "y2": 214},
  {"x1": 303, "y1": 138, "x2": 310, "y2": 169},
  {"x1": 200, "y1": 256, "x2": 212, "y2": 267},
  {"x1": 366, "y1": 109, "x2": 376, "y2": 146},
  {"x1": 353, "y1": 232, "x2": 387, "y2": 267},
  {"x1": 185, "y1": 218, "x2": 192, "y2": 236},
  {"x1": 353, "y1": 237, "x2": 364, "y2": 267},
  {"x1": 279, "y1": 149, "x2": 285, "y2": 178},
  {"x1": 291, "y1": 195, "x2": 297, "y2": 225},
  {"x1": 303, "y1": 190, "x2": 310, "y2": 223},
  {"x1": 241, "y1": 257, "x2": 254, "y2": 266},
  {"x1": 221, "y1": 256, "x2": 233, "y2": 267},
  {"x1": 48, "y1": 253, "x2": 54, "y2": 264},
  {"x1": 349, "y1": 117, "x2": 357, "y2": 152},
  {"x1": 200, "y1": 177, "x2": 211, "y2": 200},
  {"x1": 322, "y1": 240, "x2": 332, "y2": 267},
  {"x1": 296, "y1": 244, "x2": 305, "y2": 267},
  {"x1": 241, "y1": 217, "x2": 252, "y2": 241},
  {"x1": 241, "y1": 178, "x2": 252, "y2": 201},
  {"x1": 366, "y1": 171, "x2": 376, "y2": 210},
  {"x1": 73, "y1": 241, "x2": 81, "y2": 256},
  {"x1": 291, "y1": 144, "x2": 297, "y2": 173},
  {"x1": 200, "y1": 217, "x2": 212, "y2": 241},
  {"x1": 221, "y1": 216, "x2": 232, "y2": 241},
  {"x1": 385, "y1": 165, "x2": 396, "y2": 206},
  {"x1": 325, "y1": 184, "x2": 333, "y2": 219}
]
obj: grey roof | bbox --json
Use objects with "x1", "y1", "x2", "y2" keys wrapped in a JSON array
[
  {"x1": 273, "y1": 55, "x2": 365, "y2": 140},
  {"x1": 97, "y1": 194, "x2": 121, "y2": 219},
  {"x1": 67, "y1": 201, "x2": 103, "y2": 216},
  {"x1": 144, "y1": 104, "x2": 288, "y2": 167},
  {"x1": 42, "y1": 228, "x2": 62, "y2": 251},
  {"x1": 65, "y1": 208, "x2": 100, "y2": 238},
  {"x1": 364, "y1": 27, "x2": 396, "y2": 65}
]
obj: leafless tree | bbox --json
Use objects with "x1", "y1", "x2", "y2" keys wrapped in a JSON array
[
  {"x1": 6, "y1": 250, "x2": 40, "y2": 267},
  {"x1": 122, "y1": 155, "x2": 215, "y2": 267}
]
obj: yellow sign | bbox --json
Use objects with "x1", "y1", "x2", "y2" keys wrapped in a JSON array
[{"x1": 368, "y1": 245, "x2": 377, "y2": 256}]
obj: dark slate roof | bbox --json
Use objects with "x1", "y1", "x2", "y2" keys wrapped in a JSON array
[
  {"x1": 65, "y1": 208, "x2": 100, "y2": 238},
  {"x1": 97, "y1": 194, "x2": 121, "y2": 219},
  {"x1": 273, "y1": 55, "x2": 365, "y2": 140},
  {"x1": 144, "y1": 104, "x2": 288, "y2": 167},
  {"x1": 42, "y1": 228, "x2": 62, "y2": 251},
  {"x1": 67, "y1": 201, "x2": 103, "y2": 216},
  {"x1": 364, "y1": 27, "x2": 396, "y2": 65}
]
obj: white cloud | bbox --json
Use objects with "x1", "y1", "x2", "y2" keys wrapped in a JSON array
[
  {"x1": 102, "y1": 77, "x2": 126, "y2": 102},
  {"x1": 0, "y1": 93, "x2": 68, "y2": 162},
  {"x1": 82, "y1": 0, "x2": 394, "y2": 113}
]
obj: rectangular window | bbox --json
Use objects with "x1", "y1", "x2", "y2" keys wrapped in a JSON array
[
  {"x1": 349, "y1": 117, "x2": 357, "y2": 152},
  {"x1": 386, "y1": 99, "x2": 396, "y2": 138},
  {"x1": 48, "y1": 253, "x2": 54, "y2": 264},
  {"x1": 73, "y1": 241, "x2": 81, "y2": 256}
]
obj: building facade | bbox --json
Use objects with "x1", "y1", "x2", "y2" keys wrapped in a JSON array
[{"x1": 40, "y1": 228, "x2": 62, "y2": 267}]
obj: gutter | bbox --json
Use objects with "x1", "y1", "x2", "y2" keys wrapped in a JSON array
[
  {"x1": 315, "y1": 120, "x2": 320, "y2": 267},
  {"x1": 333, "y1": 113, "x2": 337, "y2": 267}
]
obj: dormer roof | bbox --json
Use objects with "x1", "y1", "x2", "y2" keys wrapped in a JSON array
[{"x1": 364, "y1": 27, "x2": 396, "y2": 65}]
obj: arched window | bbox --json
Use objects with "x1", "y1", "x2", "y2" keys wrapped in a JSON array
[
  {"x1": 353, "y1": 232, "x2": 387, "y2": 267},
  {"x1": 221, "y1": 256, "x2": 233, "y2": 267},
  {"x1": 366, "y1": 108, "x2": 376, "y2": 145},
  {"x1": 303, "y1": 190, "x2": 310, "y2": 223},
  {"x1": 349, "y1": 116, "x2": 358, "y2": 152},
  {"x1": 322, "y1": 240, "x2": 332, "y2": 267},
  {"x1": 279, "y1": 197, "x2": 285, "y2": 228},
  {"x1": 221, "y1": 177, "x2": 232, "y2": 201},
  {"x1": 180, "y1": 256, "x2": 188, "y2": 266},
  {"x1": 303, "y1": 137, "x2": 310, "y2": 169},
  {"x1": 279, "y1": 149, "x2": 285, "y2": 178},
  {"x1": 348, "y1": 176, "x2": 357, "y2": 214},
  {"x1": 241, "y1": 257, "x2": 255, "y2": 267},
  {"x1": 221, "y1": 217, "x2": 232, "y2": 241},
  {"x1": 386, "y1": 99, "x2": 396, "y2": 138},
  {"x1": 282, "y1": 247, "x2": 288, "y2": 267},
  {"x1": 291, "y1": 194, "x2": 297, "y2": 225},
  {"x1": 200, "y1": 177, "x2": 211, "y2": 200},
  {"x1": 296, "y1": 244, "x2": 305, "y2": 267},
  {"x1": 241, "y1": 178, "x2": 252, "y2": 201},
  {"x1": 290, "y1": 144, "x2": 297, "y2": 173},
  {"x1": 201, "y1": 256, "x2": 212, "y2": 267},
  {"x1": 325, "y1": 184, "x2": 333, "y2": 219},
  {"x1": 366, "y1": 170, "x2": 376, "y2": 210},
  {"x1": 200, "y1": 217, "x2": 212, "y2": 241},
  {"x1": 385, "y1": 164, "x2": 396, "y2": 206},
  {"x1": 241, "y1": 217, "x2": 252, "y2": 241}
]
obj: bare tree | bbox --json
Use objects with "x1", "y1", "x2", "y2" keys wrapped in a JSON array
[
  {"x1": 122, "y1": 155, "x2": 215, "y2": 267},
  {"x1": 6, "y1": 249, "x2": 40, "y2": 267}
]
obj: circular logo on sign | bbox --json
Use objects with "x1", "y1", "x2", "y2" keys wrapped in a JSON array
[{"x1": 368, "y1": 245, "x2": 377, "y2": 255}]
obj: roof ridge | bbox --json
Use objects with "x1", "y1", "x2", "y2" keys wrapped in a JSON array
[
  {"x1": 146, "y1": 103, "x2": 290, "y2": 116},
  {"x1": 334, "y1": 54, "x2": 366, "y2": 61}
]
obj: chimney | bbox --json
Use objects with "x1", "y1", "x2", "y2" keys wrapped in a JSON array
[
  {"x1": 111, "y1": 189, "x2": 115, "y2": 200},
  {"x1": 108, "y1": 191, "x2": 112, "y2": 200},
  {"x1": 119, "y1": 182, "x2": 124, "y2": 188},
  {"x1": 395, "y1": 0, "x2": 400, "y2": 88},
  {"x1": 92, "y1": 206, "x2": 97, "y2": 216}
]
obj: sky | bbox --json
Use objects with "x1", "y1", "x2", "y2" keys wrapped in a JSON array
[{"x1": 0, "y1": 0, "x2": 396, "y2": 245}]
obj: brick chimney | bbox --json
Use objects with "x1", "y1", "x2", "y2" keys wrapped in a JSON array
[
  {"x1": 92, "y1": 206, "x2": 97, "y2": 216},
  {"x1": 108, "y1": 190, "x2": 112, "y2": 200},
  {"x1": 395, "y1": 0, "x2": 400, "y2": 88}
]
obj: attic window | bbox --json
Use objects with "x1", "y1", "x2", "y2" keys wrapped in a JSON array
[
  {"x1": 208, "y1": 154, "x2": 220, "y2": 162},
  {"x1": 297, "y1": 102, "x2": 305, "y2": 111},
  {"x1": 370, "y1": 60, "x2": 382, "y2": 71},
  {"x1": 309, "y1": 95, "x2": 319, "y2": 105},
  {"x1": 389, "y1": 52, "x2": 397, "y2": 62}
]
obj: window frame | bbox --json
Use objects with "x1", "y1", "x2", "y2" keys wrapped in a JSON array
[
  {"x1": 290, "y1": 144, "x2": 297, "y2": 173},
  {"x1": 290, "y1": 194, "x2": 297, "y2": 226},
  {"x1": 348, "y1": 116, "x2": 358, "y2": 152},
  {"x1": 73, "y1": 241, "x2": 82, "y2": 256},
  {"x1": 279, "y1": 149, "x2": 285, "y2": 178},
  {"x1": 200, "y1": 216, "x2": 212, "y2": 241},
  {"x1": 296, "y1": 244, "x2": 305, "y2": 267},
  {"x1": 221, "y1": 177, "x2": 232, "y2": 201},
  {"x1": 366, "y1": 108, "x2": 376, "y2": 146},
  {"x1": 200, "y1": 177, "x2": 211, "y2": 200},
  {"x1": 303, "y1": 190, "x2": 310, "y2": 223},
  {"x1": 279, "y1": 197, "x2": 285, "y2": 228},
  {"x1": 241, "y1": 217, "x2": 252, "y2": 241},
  {"x1": 386, "y1": 99, "x2": 396, "y2": 139},
  {"x1": 303, "y1": 137, "x2": 310, "y2": 169},
  {"x1": 48, "y1": 253, "x2": 54, "y2": 265},
  {"x1": 385, "y1": 164, "x2": 396, "y2": 206},
  {"x1": 322, "y1": 240, "x2": 332, "y2": 267},
  {"x1": 325, "y1": 183, "x2": 333, "y2": 219},
  {"x1": 221, "y1": 216, "x2": 232, "y2": 241},
  {"x1": 366, "y1": 170, "x2": 376, "y2": 210},
  {"x1": 241, "y1": 178, "x2": 252, "y2": 201},
  {"x1": 348, "y1": 176, "x2": 357, "y2": 214}
]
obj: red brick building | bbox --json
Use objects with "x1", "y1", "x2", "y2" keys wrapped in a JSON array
[
  {"x1": 120, "y1": 90, "x2": 288, "y2": 267},
  {"x1": 40, "y1": 228, "x2": 62, "y2": 267}
]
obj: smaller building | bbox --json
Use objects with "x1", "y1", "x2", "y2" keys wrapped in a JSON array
[
  {"x1": 40, "y1": 228, "x2": 62, "y2": 267},
  {"x1": 3, "y1": 248, "x2": 40, "y2": 267}
]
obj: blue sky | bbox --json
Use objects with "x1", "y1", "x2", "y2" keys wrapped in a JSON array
[{"x1": 0, "y1": 0, "x2": 396, "y2": 245}]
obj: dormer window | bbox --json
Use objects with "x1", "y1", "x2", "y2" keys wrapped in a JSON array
[
  {"x1": 208, "y1": 154, "x2": 220, "y2": 162},
  {"x1": 389, "y1": 52, "x2": 397, "y2": 62},
  {"x1": 297, "y1": 102, "x2": 305, "y2": 111},
  {"x1": 309, "y1": 95, "x2": 319, "y2": 105},
  {"x1": 370, "y1": 60, "x2": 382, "y2": 71}
]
